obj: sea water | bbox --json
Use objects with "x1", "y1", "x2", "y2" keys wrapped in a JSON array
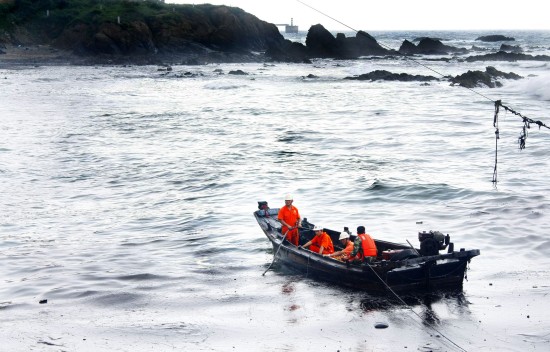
[{"x1": 1, "y1": 30, "x2": 550, "y2": 351}]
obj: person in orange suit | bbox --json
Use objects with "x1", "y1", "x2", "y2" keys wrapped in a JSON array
[
  {"x1": 348, "y1": 225, "x2": 377, "y2": 263},
  {"x1": 277, "y1": 194, "x2": 301, "y2": 246},
  {"x1": 326, "y1": 231, "x2": 353, "y2": 261},
  {"x1": 302, "y1": 225, "x2": 334, "y2": 255}
]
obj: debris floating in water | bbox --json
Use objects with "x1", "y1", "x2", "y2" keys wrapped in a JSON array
[{"x1": 375, "y1": 322, "x2": 389, "y2": 329}]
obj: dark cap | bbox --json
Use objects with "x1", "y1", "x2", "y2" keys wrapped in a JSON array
[{"x1": 357, "y1": 226, "x2": 365, "y2": 234}]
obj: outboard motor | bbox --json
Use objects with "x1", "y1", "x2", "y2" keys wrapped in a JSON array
[
  {"x1": 418, "y1": 230, "x2": 450, "y2": 256},
  {"x1": 301, "y1": 218, "x2": 314, "y2": 230},
  {"x1": 257, "y1": 201, "x2": 270, "y2": 217},
  {"x1": 299, "y1": 218, "x2": 315, "y2": 244}
]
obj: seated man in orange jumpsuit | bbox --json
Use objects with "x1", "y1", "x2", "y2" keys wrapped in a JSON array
[
  {"x1": 325, "y1": 231, "x2": 353, "y2": 261},
  {"x1": 277, "y1": 194, "x2": 301, "y2": 246},
  {"x1": 302, "y1": 225, "x2": 334, "y2": 255},
  {"x1": 348, "y1": 225, "x2": 377, "y2": 263}
]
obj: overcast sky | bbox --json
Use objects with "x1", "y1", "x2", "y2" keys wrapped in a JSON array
[{"x1": 170, "y1": 0, "x2": 548, "y2": 31}]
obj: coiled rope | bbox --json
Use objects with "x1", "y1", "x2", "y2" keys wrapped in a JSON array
[{"x1": 296, "y1": 0, "x2": 550, "y2": 184}]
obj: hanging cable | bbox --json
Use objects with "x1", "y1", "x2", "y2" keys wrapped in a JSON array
[
  {"x1": 491, "y1": 100, "x2": 550, "y2": 183},
  {"x1": 492, "y1": 101, "x2": 500, "y2": 183},
  {"x1": 497, "y1": 101, "x2": 550, "y2": 149}
]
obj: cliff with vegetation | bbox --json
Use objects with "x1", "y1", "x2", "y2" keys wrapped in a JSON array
[
  {"x1": 0, "y1": 0, "x2": 400, "y2": 65},
  {"x1": 0, "y1": 0, "x2": 285, "y2": 64}
]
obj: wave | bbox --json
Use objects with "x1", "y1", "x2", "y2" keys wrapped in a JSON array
[
  {"x1": 523, "y1": 72, "x2": 550, "y2": 101},
  {"x1": 203, "y1": 82, "x2": 249, "y2": 90},
  {"x1": 364, "y1": 181, "x2": 476, "y2": 202}
]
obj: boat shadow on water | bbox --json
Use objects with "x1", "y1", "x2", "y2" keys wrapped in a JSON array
[
  {"x1": 273, "y1": 261, "x2": 472, "y2": 331},
  {"x1": 358, "y1": 289, "x2": 469, "y2": 317}
]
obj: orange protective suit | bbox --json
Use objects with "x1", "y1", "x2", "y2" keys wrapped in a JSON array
[
  {"x1": 278, "y1": 205, "x2": 300, "y2": 246},
  {"x1": 309, "y1": 231, "x2": 334, "y2": 255},
  {"x1": 331, "y1": 240, "x2": 354, "y2": 261},
  {"x1": 349, "y1": 233, "x2": 377, "y2": 261},
  {"x1": 341, "y1": 241, "x2": 354, "y2": 256}
]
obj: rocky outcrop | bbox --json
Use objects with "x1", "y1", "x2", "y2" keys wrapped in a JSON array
[
  {"x1": 475, "y1": 35, "x2": 515, "y2": 42},
  {"x1": 306, "y1": 25, "x2": 393, "y2": 58},
  {"x1": 398, "y1": 38, "x2": 467, "y2": 55},
  {"x1": 344, "y1": 70, "x2": 438, "y2": 82},
  {"x1": 264, "y1": 39, "x2": 309, "y2": 62},
  {"x1": 499, "y1": 44, "x2": 523, "y2": 53},
  {"x1": 398, "y1": 40, "x2": 418, "y2": 55},
  {"x1": 343, "y1": 66, "x2": 522, "y2": 88},
  {"x1": 266, "y1": 24, "x2": 393, "y2": 62},
  {"x1": 450, "y1": 66, "x2": 522, "y2": 88},
  {"x1": 413, "y1": 37, "x2": 445, "y2": 42},
  {"x1": 465, "y1": 51, "x2": 550, "y2": 62}
]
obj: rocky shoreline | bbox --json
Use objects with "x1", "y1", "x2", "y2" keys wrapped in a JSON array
[
  {"x1": 0, "y1": 44, "x2": 84, "y2": 67},
  {"x1": 1, "y1": 3, "x2": 545, "y2": 89},
  {"x1": 2, "y1": 3, "x2": 549, "y2": 70},
  {"x1": 0, "y1": 43, "x2": 271, "y2": 68}
]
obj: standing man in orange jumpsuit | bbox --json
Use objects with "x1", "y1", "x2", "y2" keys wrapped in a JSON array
[{"x1": 277, "y1": 194, "x2": 301, "y2": 246}]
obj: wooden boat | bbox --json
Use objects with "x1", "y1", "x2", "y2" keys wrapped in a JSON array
[{"x1": 255, "y1": 203, "x2": 480, "y2": 293}]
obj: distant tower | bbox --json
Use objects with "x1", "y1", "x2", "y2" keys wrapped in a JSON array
[{"x1": 285, "y1": 18, "x2": 298, "y2": 33}]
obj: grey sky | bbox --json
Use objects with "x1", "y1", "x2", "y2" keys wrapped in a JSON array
[{"x1": 171, "y1": 0, "x2": 548, "y2": 31}]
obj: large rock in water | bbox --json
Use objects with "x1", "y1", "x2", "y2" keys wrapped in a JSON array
[
  {"x1": 266, "y1": 24, "x2": 393, "y2": 61},
  {"x1": 306, "y1": 24, "x2": 393, "y2": 58},
  {"x1": 451, "y1": 66, "x2": 522, "y2": 88},
  {"x1": 465, "y1": 51, "x2": 550, "y2": 62},
  {"x1": 398, "y1": 38, "x2": 467, "y2": 55},
  {"x1": 305, "y1": 24, "x2": 339, "y2": 58},
  {"x1": 475, "y1": 35, "x2": 515, "y2": 42}
]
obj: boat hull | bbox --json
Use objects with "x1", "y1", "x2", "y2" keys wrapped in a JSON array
[{"x1": 255, "y1": 208, "x2": 479, "y2": 293}]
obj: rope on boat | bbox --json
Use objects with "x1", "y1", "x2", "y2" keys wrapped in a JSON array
[
  {"x1": 363, "y1": 263, "x2": 469, "y2": 352},
  {"x1": 296, "y1": 0, "x2": 550, "y2": 184},
  {"x1": 262, "y1": 229, "x2": 289, "y2": 276}
]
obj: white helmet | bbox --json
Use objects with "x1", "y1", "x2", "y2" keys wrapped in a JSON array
[
  {"x1": 313, "y1": 225, "x2": 323, "y2": 232},
  {"x1": 285, "y1": 194, "x2": 293, "y2": 201},
  {"x1": 339, "y1": 232, "x2": 349, "y2": 240}
]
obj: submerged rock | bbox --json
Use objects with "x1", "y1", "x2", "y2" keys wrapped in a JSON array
[
  {"x1": 465, "y1": 51, "x2": 550, "y2": 62},
  {"x1": 228, "y1": 69, "x2": 248, "y2": 75},
  {"x1": 345, "y1": 70, "x2": 438, "y2": 82},
  {"x1": 476, "y1": 35, "x2": 515, "y2": 42}
]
